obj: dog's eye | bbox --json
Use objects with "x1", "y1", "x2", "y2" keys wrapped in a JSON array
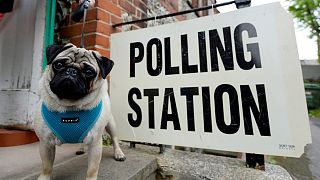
[
  {"x1": 53, "y1": 62, "x2": 64, "y2": 70},
  {"x1": 85, "y1": 69, "x2": 94, "y2": 77}
]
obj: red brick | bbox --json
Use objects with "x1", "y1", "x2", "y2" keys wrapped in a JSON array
[
  {"x1": 70, "y1": 34, "x2": 96, "y2": 47},
  {"x1": 111, "y1": 26, "x2": 122, "y2": 34},
  {"x1": 96, "y1": 34, "x2": 110, "y2": 48},
  {"x1": 90, "y1": 46, "x2": 110, "y2": 58},
  {"x1": 97, "y1": 8, "x2": 111, "y2": 23},
  {"x1": 60, "y1": 21, "x2": 98, "y2": 38},
  {"x1": 136, "y1": 9, "x2": 141, "y2": 18},
  {"x1": 132, "y1": 14, "x2": 146, "y2": 28},
  {"x1": 61, "y1": 21, "x2": 112, "y2": 40},
  {"x1": 119, "y1": 0, "x2": 136, "y2": 15},
  {"x1": 141, "y1": 0, "x2": 147, "y2": 4},
  {"x1": 86, "y1": 8, "x2": 98, "y2": 21},
  {"x1": 97, "y1": 0, "x2": 121, "y2": 16},
  {"x1": 70, "y1": 33, "x2": 109, "y2": 49},
  {"x1": 111, "y1": 15, "x2": 122, "y2": 25},
  {"x1": 192, "y1": 0, "x2": 199, "y2": 8},
  {"x1": 134, "y1": 0, "x2": 147, "y2": 13},
  {"x1": 69, "y1": 8, "x2": 99, "y2": 25},
  {"x1": 159, "y1": 0, "x2": 179, "y2": 13},
  {"x1": 104, "y1": 50, "x2": 110, "y2": 58},
  {"x1": 96, "y1": 21, "x2": 112, "y2": 35},
  {"x1": 131, "y1": 25, "x2": 139, "y2": 30},
  {"x1": 158, "y1": 0, "x2": 185, "y2": 21},
  {"x1": 141, "y1": 12, "x2": 147, "y2": 19}
]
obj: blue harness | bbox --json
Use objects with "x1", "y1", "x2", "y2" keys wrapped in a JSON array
[{"x1": 41, "y1": 101, "x2": 103, "y2": 143}]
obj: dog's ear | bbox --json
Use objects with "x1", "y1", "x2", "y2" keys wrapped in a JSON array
[
  {"x1": 92, "y1": 52, "x2": 114, "y2": 79},
  {"x1": 46, "y1": 44, "x2": 73, "y2": 65}
]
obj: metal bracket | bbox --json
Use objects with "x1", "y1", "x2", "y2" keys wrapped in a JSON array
[{"x1": 235, "y1": 0, "x2": 251, "y2": 9}]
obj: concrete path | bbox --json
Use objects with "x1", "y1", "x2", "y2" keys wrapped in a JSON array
[
  {"x1": 0, "y1": 142, "x2": 158, "y2": 180},
  {"x1": 0, "y1": 139, "x2": 294, "y2": 180},
  {"x1": 23, "y1": 145, "x2": 158, "y2": 180},
  {"x1": 307, "y1": 118, "x2": 320, "y2": 180},
  {"x1": 0, "y1": 143, "x2": 80, "y2": 180}
]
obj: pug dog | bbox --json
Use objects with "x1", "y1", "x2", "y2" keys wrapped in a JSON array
[{"x1": 34, "y1": 43, "x2": 125, "y2": 180}]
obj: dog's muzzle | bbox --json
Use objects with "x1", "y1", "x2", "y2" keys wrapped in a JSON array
[{"x1": 50, "y1": 67, "x2": 89, "y2": 100}]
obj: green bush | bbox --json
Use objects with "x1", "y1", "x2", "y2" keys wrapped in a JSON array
[
  {"x1": 309, "y1": 109, "x2": 320, "y2": 119},
  {"x1": 102, "y1": 134, "x2": 112, "y2": 146}
]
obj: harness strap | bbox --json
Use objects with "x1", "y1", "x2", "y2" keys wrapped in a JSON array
[{"x1": 41, "y1": 101, "x2": 103, "y2": 143}]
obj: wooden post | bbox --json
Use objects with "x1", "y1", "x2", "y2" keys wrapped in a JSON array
[
  {"x1": 129, "y1": 142, "x2": 136, "y2": 148},
  {"x1": 246, "y1": 153, "x2": 265, "y2": 170}
]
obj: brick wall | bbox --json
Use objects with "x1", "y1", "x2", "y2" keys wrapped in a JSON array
[
  {"x1": 60, "y1": 0, "x2": 211, "y2": 58},
  {"x1": 60, "y1": 1, "x2": 120, "y2": 57}
]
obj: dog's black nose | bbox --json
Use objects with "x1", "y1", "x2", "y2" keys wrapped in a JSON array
[{"x1": 65, "y1": 67, "x2": 78, "y2": 77}]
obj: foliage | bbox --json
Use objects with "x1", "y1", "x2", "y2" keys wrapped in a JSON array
[
  {"x1": 287, "y1": 0, "x2": 320, "y2": 62},
  {"x1": 267, "y1": 156, "x2": 278, "y2": 165},
  {"x1": 102, "y1": 134, "x2": 113, "y2": 146},
  {"x1": 304, "y1": 79, "x2": 320, "y2": 83},
  {"x1": 309, "y1": 108, "x2": 320, "y2": 119}
]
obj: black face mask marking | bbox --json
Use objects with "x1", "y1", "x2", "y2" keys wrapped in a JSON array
[{"x1": 50, "y1": 60, "x2": 97, "y2": 100}]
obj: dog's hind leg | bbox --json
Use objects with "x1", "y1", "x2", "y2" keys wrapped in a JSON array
[
  {"x1": 105, "y1": 114, "x2": 126, "y2": 161},
  {"x1": 38, "y1": 141, "x2": 55, "y2": 180},
  {"x1": 86, "y1": 137, "x2": 103, "y2": 180}
]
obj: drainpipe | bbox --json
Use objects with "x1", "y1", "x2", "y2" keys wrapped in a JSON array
[{"x1": 43, "y1": 0, "x2": 56, "y2": 69}]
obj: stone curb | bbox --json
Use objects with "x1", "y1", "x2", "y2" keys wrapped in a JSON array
[{"x1": 10, "y1": 143, "x2": 293, "y2": 180}]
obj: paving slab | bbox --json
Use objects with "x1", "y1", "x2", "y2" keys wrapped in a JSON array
[
  {"x1": 157, "y1": 148, "x2": 293, "y2": 180},
  {"x1": 21, "y1": 143, "x2": 158, "y2": 180},
  {"x1": 0, "y1": 142, "x2": 80, "y2": 180},
  {"x1": 1, "y1": 142, "x2": 292, "y2": 180}
]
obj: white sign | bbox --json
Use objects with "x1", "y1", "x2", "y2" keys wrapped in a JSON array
[{"x1": 110, "y1": 3, "x2": 311, "y2": 157}]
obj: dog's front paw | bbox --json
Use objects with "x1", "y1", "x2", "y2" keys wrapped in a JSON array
[
  {"x1": 37, "y1": 174, "x2": 51, "y2": 180},
  {"x1": 114, "y1": 148, "x2": 126, "y2": 161},
  {"x1": 86, "y1": 177, "x2": 98, "y2": 180}
]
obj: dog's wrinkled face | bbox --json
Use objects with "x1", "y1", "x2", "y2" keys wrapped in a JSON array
[{"x1": 46, "y1": 43, "x2": 113, "y2": 100}]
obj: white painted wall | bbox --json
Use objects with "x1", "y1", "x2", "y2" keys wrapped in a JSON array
[
  {"x1": 0, "y1": 0, "x2": 46, "y2": 130},
  {"x1": 0, "y1": 0, "x2": 36, "y2": 89}
]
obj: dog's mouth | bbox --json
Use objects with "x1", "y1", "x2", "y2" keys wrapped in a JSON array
[{"x1": 50, "y1": 76, "x2": 89, "y2": 100}]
